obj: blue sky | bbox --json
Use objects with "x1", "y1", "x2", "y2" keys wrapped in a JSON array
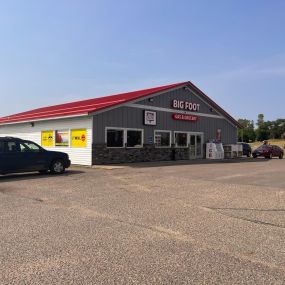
[{"x1": 0, "y1": 0, "x2": 284, "y2": 122}]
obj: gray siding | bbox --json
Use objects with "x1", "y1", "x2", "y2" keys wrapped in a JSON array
[
  {"x1": 136, "y1": 87, "x2": 220, "y2": 116},
  {"x1": 92, "y1": 86, "x2": 237, "y2": 147},
  {"x1": 91, "y1": 85, "x2": 238, "y2": 164},
  {"x1": 93, "y1": 106, "x2": 237, "y2": 145}
]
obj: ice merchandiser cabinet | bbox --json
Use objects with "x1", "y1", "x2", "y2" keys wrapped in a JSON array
[{"x1": 206, "y1": 142, "x2": 225, "y2": 159}]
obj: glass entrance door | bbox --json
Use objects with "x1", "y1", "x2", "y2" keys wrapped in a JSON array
[
  {"x1": 189, "y1": 133, "x2": 204, "y2": 159},
  {"x1": 189, "y1": 135, "x2": 196, "y2": 159}
]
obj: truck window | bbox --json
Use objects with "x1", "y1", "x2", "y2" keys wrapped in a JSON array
[{"x1": 6, "y1": 141, "x2": 20, "y2": 152}]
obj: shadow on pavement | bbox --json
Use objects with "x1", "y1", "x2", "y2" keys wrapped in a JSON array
[
  {"x1": 109, "y1": 157, "x2": 271, "y2": 168},
  {"x1": 0, "y1": 170, "x2": 85, "y2": 182}
]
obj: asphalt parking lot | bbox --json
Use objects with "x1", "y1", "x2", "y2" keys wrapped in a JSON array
[{"x1": 1, "y1": 158, "x2": 285, "y2": 284}]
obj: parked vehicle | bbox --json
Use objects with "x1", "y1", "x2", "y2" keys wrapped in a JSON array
[
  {"x1": 252, "y1": 144, "x2": 284, "y2": 159},
  {"x1": 0, "y1": 137, "x2": 71, "y2": 175},
  {"x1": 237, "y1": 142, "x2": 252, "y2": 157}
]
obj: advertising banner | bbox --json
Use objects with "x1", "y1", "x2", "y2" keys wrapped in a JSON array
[
  {"x1": 55, "y1": 130, "x2": 69, "y2": 147},
  {"x1": 71, "y1": 129, "x2": 87, "y2": 148},
  {"x1": 41, "y1": 131, "x2": 54, "y2": 147}
]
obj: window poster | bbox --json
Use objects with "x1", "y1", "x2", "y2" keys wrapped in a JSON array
[
  {"x1": 71, "y1": 129, "x2": 87, "y2": 148},
  {"x1": 55, "y1": 130, "x2": 69, "y2": 147},
  {"x1": 41, "y1": 130, "x2": 54, "y2": 147}
]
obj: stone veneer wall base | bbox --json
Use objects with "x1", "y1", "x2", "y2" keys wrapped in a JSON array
[{"x1": 92, "y1": 144, "x2": 190, "y2": 164}]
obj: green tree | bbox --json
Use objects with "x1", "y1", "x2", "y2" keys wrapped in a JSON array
[
  {"x1": 256, "y1": 114, "x2": 270, "y2": 141},
  {"x1": 237, "y1": 119, "x2": 256, "y2": 142},
  {"x1": 270, "y1": 119, "x2": 285, "y2": 139},
  {"x1": 238, "y1": 115, "x2": 285, "y2": 142},
  {"x1": 257, "y1": 114, "x2": 264, "y2": 128}
]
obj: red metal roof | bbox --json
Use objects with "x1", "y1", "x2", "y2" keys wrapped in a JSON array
[
  {"x1": 0, "y1": 81, "x2": 241, "y2": 127},
  {"x1": 0, "y1": 82, "x2": 186, "y2": 124}
]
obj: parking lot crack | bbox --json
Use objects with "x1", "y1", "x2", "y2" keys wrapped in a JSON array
[
  {"x1": 203, "y1": 207, "x2": 285, "y2": 230},
  {"x1": 209, "y1": 207, "x2": 285, "y2": 212}
]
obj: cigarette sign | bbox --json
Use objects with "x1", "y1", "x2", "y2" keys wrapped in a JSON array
[
  {"x1": 71, "y1": 129, "x2": 87, "y2": 148},
  {"x1": 41, "y1": 131, "x2": 54, "y2": 147},
  {"x1": 172, "y1": 113, "x2": 199, "y2": 122}
]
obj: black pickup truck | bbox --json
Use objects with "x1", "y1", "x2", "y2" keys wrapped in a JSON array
[
  {"x1": 0, "y1": 137, "x2": 71, "y2": 175},
  {"x1": 237, "y1": 142, "x2": 252, "y2": 157}
]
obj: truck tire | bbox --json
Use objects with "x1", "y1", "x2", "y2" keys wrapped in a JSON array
[{"x1": 50, "y1": 159, "x2": 65, "y2": 174}]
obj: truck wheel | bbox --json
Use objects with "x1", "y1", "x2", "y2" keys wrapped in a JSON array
[
  {"x1": 247, "y1": 152, "x2": 251, "y2": 157},
  {"x1": 268, "y1": 153, "x2": 273, "y2": 159},
  {"x1": 279, "y1": 153, "x2": 284, "y2": 159},
  {"x1": 50, "y1": 160, "x2": 65, "y2": 174}
]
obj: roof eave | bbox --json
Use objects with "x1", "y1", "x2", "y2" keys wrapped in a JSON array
[
  {"x1": 0, "y1": 113, "x2": 90, "y2": 126},
  {"x1": 186, "y1": 81, "x2": 242, "y2": 128}
]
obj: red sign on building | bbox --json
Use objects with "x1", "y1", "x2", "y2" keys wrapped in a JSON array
[{"x1": 172, "y1": 113, "x2": 199, "y2": 122}]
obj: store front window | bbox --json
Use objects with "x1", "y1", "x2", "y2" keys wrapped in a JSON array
[
  {"x1": 155, "y1": 131, "x2": 171, "y2": 147},
  {"x1": 127, "y1": 130, "x2": 142, "y2": 147},
  {"x1": 107, "y1": 129, "x2": 124, "y2": 147},
  {"x1": 175, "y1": 132, "x2": 188, "y2": 147},
  {"x1": 106, "y1": 128, "x2": 143, "y2": 148}
]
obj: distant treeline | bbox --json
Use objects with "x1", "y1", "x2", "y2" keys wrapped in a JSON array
[{"x1": 238, "y1": 114, "x2": 285, "y2": 142}]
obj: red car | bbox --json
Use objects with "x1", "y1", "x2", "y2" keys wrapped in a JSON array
[{"x1": 252, "y1": 145, "x2": 284, "y2": 159}]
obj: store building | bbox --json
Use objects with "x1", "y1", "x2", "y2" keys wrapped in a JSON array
[{"x1": 0, "y1": 81, "x2": 242, "y2": 165}]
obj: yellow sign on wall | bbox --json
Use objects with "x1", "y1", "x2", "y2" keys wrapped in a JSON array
[
  {"x1": 42, "y1": 131, "x2": 54, "y2": 147},
  {"x1": 71, "y1": 129, "x2": 87, "y2": 148}
]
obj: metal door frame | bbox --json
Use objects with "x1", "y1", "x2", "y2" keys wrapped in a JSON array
[{"x1": 188, "y1": 132, "x2": 204, "y2": 159}]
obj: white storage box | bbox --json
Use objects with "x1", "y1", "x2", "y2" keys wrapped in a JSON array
[
  {"x1": 206, "y1": 143, "x2": 225, "y2": 159},
  {"x1": 224, "y1": 144, "x2": 243, "y2": 159}
]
